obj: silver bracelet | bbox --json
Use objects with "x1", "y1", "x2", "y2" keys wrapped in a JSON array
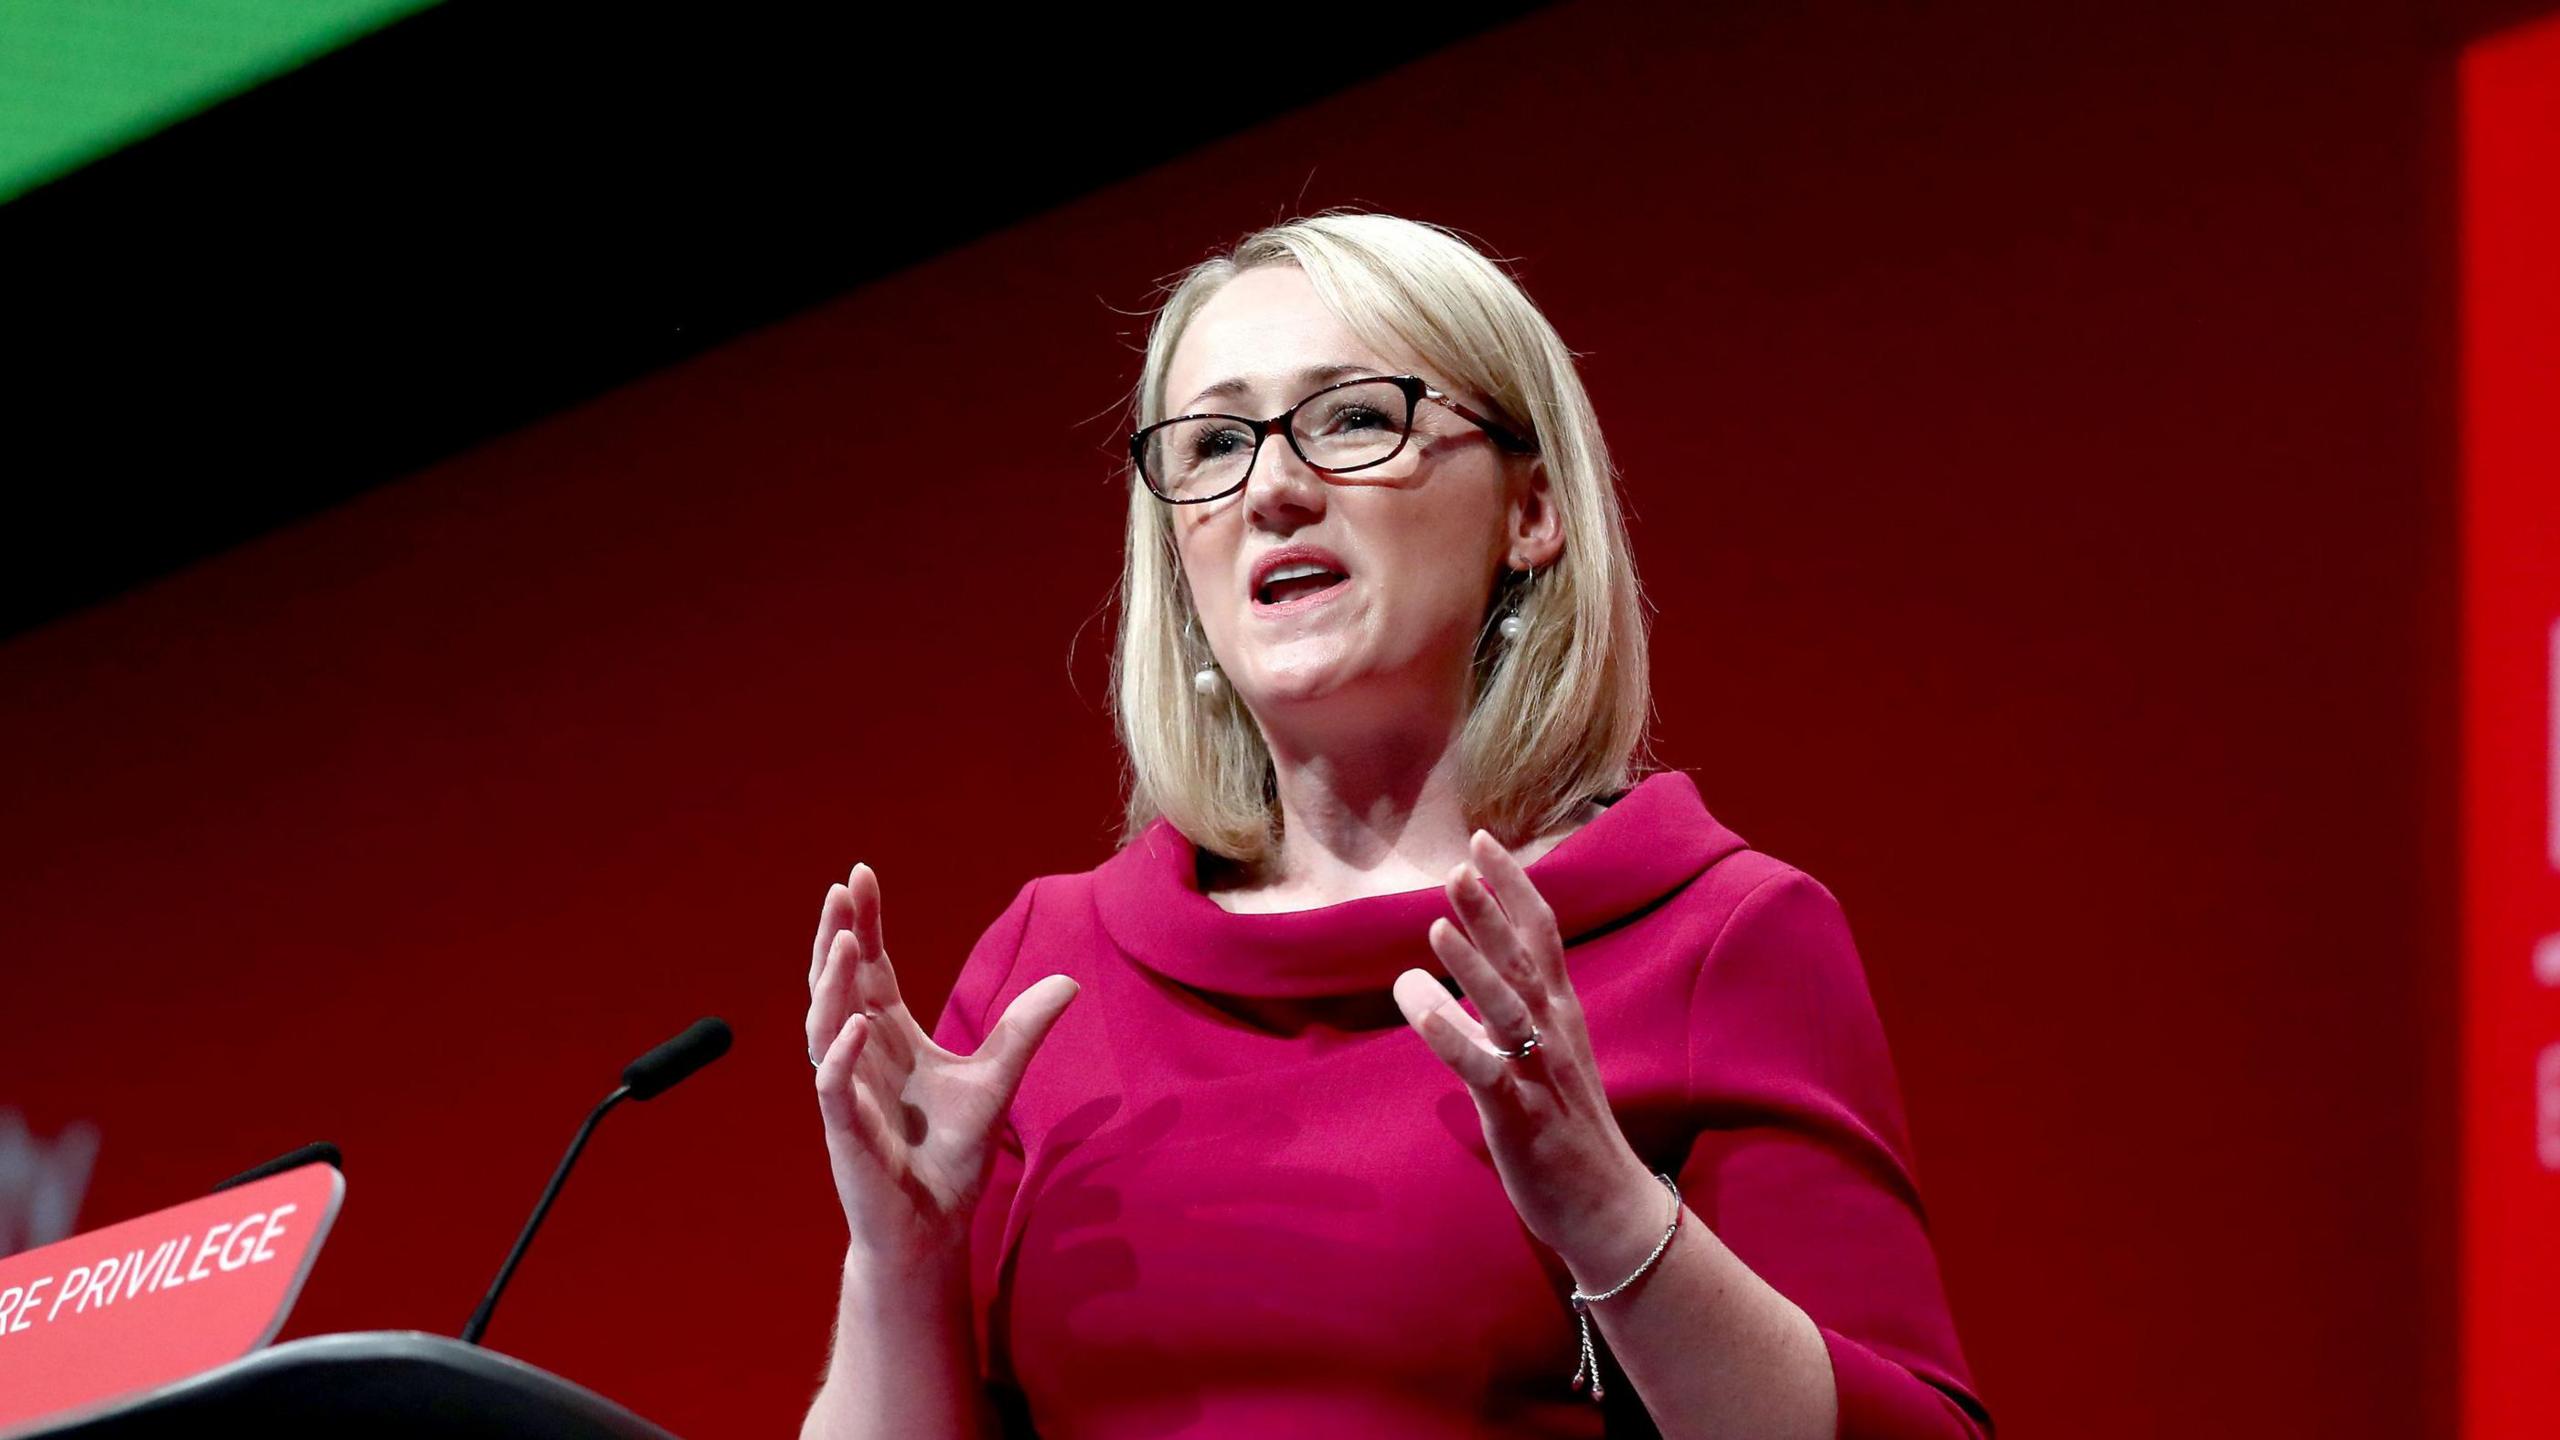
[{"x1": 1566, "y1": 1171, "x2": 1682, "y2": 1402}]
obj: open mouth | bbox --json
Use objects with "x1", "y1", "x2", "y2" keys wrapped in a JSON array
[{"x1": 1254, "y1": 563, "x2": 1348, "y2": 608}]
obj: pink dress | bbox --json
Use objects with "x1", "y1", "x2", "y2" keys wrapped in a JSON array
[{"x1": 930, "y1": 771, "x2": 1991, "y2": 1437}]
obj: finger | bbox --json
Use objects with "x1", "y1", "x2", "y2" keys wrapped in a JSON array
[
  {"x1": 1468, "y1": 832, "x2": 1589, "y2": 1036},
  {"x1": 1445, "y1": 862, "x2": 1541, "y2": 1001},
  {"x1": 848, "y1": 1036, "x2": 910, "y2": 1145},
  {"x1": 811, "y1": 927, "x2": 923, "y2": 1080},
  {"x1": 1428, "y1": 915, "x2": 1536, "y2": 1044},
  {"x1": 1399, "y1": 955, "x2": 1499, "y2": 1049},
  {"x1": 831, "y1": 920, "x2": 905, "y2": 1020},
  {"x1": 975, "y1": 974, "x2": 1081, "y2": 1101},
  {"x1": 814, "y1": 1012, "x2": 887, "y2": 1147},
  {"x1": 820, "y1": 866, "x2": 905, "y2": 1016},
  {"x1": 818, "y1": 1014, "x2": 911, "y2": 1157},
  {"x1": 1469, "y1": 829, "x2": 1559, "y2": 941},
  {"x1": 810, "y1": 881, "x2": 855, "y2": 991},
  {"x1": 814, "y1": 1008, "x2": 866, "y2": 1096},
  {"x1": 807, "y1": 927, "x2": 859, "y2": 1063},
  {"x1": 844, "y1": 860, "x2": 896, "y2": 973},
  {"x1": 848, "y1": 1037, "x2": 915, "y2": 1154},
  {"x1": 1393, "y1": 969, "x2": 1507, "y2": 1089}
]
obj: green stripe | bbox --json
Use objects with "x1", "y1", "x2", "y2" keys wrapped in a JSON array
[{"x1": 0, "y1": 0, "x2": 442, "y2": 203}]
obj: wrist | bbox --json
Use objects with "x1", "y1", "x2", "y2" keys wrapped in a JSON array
[
  {"x1": 1556, "y1": 1161, "x2": 1679, "y2": 1295},
  {"x1": 842, "y1": 1239, "x2": 970, "y2": 1310},
  {"x1": 831, "y1": 1242, "x2": 974, "y2": 1387}
]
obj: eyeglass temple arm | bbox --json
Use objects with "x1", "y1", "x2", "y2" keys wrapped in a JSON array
[{"x1": 1425, "y1": 388, "x2": 1537, "y2": 454}]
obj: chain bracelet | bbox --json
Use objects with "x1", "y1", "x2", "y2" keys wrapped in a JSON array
[{"x1": 1566, "y1": 1171, "x2": 1683, "y2": 1403}]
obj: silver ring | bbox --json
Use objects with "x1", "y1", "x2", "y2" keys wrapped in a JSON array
[{"x1": 1490, "y1": 1023, "x2": 1542, "y2": 1061}]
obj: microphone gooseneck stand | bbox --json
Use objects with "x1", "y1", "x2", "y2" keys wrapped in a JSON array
[{"x1": 461, "y1": 1017, "x2": 732, "y2": 1347}]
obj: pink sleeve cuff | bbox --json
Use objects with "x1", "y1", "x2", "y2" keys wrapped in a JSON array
[{"x1": 1822, "y1": 1325, "x2": 1995, "y2": 1440}]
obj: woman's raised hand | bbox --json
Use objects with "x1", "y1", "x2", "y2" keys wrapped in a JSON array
[{"x1": 806, "y1": 863, "x2": 1078, "y2": 1270}]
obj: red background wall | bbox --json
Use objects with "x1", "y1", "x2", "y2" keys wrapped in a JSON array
[{"x1": 3, "y1": 2, "x2": 2531, "y2": 1434}]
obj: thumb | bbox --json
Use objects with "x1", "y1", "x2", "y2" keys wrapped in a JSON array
[{"x1": 977, "y1": 973, "x2": 1081, "y2": 1097}]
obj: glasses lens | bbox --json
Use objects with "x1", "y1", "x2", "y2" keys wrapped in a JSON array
[
  {"x1": 1144, "y1": 418, "x2": 1257, "y2": 500},
  {"x1": 1291, "y1": 380, "x2": 1411, "y2": 472}
]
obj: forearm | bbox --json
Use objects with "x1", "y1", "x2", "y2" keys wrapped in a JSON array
[
  {"x1": 801, "y1": 1245, "x2": 996, "y2": 1440},
  {"x1": 1558, "y1": 1175, "x2": 1836, "y2": 1440}
]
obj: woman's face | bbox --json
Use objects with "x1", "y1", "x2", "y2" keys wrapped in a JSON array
[{"x1": 1160, "y1": 265, "x2": 1553, "y2": 736}]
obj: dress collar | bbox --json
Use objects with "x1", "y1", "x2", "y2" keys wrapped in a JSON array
[{"x1": 1091, "y1": 770, "x2": 1746, "y2": 999}]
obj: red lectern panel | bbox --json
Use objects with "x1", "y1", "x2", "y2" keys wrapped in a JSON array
[{"x1": 0, "y1": 1164, "x2": 342, "y2": 1435}]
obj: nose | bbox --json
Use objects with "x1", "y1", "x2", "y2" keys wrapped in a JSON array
[{"x1": 1243, "y1": 426, "x2": 1327, "y2": 531}]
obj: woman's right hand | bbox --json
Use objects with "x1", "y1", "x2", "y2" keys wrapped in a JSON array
[{"x1": 806, "y1": 863, "x2": 1078, "y2": 1271}]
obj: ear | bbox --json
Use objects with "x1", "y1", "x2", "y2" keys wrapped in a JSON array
[{"x1": 1503, "y1": 458, "x2": 1566, "y2": 570}]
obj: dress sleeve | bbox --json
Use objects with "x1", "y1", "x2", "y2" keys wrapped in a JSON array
[
  {"x1": 1679, "y1": 868, "x2": 1994, "y2": 1438},
  {"x1": 928, "y1": 879, "x2": 1040, "y2": 1427}
]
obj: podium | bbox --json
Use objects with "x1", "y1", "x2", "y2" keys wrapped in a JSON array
[
  {"x1": 11, "y1": 1332, "x2": 683, "y2": 1440},
  {"x1": 2, "y1": 1099, "x2": 729, "y2": 1440}
]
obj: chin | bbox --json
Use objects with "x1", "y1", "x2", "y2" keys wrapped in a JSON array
[
  {"x1": 1234, "y1": 648, "x2": 1366, "y2": 710},
  {"x1": 1239, "y1": 669, "x2": 1354, "y2": 711}
]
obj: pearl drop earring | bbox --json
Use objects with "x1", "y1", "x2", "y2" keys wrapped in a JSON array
[
  {"x1": 1184, "y1": 611, "x2": 1223, "y2": 697},
  {"x1": 1497, "y1": 565, "x2": 1536, "y2": 643}
]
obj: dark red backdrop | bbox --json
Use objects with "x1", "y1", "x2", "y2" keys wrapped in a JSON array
[{"x1": 5, "y1": 3, "x2": 2530, "y2": 1435}]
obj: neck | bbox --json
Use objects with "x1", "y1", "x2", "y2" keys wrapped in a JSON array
[
  {"x1": 1213, "y1": 659, "x2": 1593, "y2": 912},
  {"x1": 1241, "y1": 714, "x2": 1478, "y2": 911}
]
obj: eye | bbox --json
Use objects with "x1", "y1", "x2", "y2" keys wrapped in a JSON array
[
  {"x1": 1305, "y1": 400, "x2": 1394, "y2": 436},
  {"x1": 1184, "y1": 423, "x2": 1253, "y2": 461}
]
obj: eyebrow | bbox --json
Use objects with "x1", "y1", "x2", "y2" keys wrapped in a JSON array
[{"x1": 1178, "y1": 362, "x2": 1378, "y2": 415}]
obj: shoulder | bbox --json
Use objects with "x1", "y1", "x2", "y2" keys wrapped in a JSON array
[
  {"x1": 1676, "y1": 848, "x2": 1866, "y2": 1001},
  {"x1": 960, "y1": 820, "x2": 1186, "y2": 974},
  {"x1": 1691, "y1": 851, "x2": 1854, "y2": 954},
  {"x1": 1674, "y1": 850, "x2": 1902, "y2": 1106},
  {"x1": 1605, "y1": 833, "x2": 1857, "y2": 978},
  {"x1": 959, "y1": 863, "x2": 1108, "y2": 971},
  {"x1": 933, "y1": 861, "x2": 1116, "y2": 1052}
]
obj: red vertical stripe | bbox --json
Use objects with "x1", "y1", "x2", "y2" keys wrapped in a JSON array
[{"x1": 2460, "y1": 14, "x2": 2560, "y2": 1438}]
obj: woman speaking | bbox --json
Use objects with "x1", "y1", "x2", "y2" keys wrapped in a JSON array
[{"x1": 798, "y1": 214, "x2": 1990, "y2": 1439}]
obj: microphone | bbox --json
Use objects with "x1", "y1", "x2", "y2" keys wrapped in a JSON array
[
  {"x1": 214, "y1": 1140, "x2": 342, "y2": 1193},
  {"x1": 461, "y1": 1016, "x2": 732, "y2": 1346},
  {"x1": 622, "y1": 1016, "x2": 734, "y2": 1099}
]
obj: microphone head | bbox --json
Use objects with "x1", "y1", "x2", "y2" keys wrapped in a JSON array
[
  {"x1": 621, "y1": 1017, "x2": 732, "y2": 1101},
  {"x1": 214, "y1": 1140, "x2": 343, "y2": 1194}
]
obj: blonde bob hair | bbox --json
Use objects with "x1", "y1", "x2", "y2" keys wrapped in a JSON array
[{"x1": 1114, "y1": 212, "x2": 1651, "y2": 864}]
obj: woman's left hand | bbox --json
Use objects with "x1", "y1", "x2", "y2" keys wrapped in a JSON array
[{"x1": 1392, "y1": 829, "x2": 1667, "y2": 1282}]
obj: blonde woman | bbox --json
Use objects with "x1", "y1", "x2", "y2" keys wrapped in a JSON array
[{"x1": 800, "y1": 214, "x2": 1989, "y2": 1439}]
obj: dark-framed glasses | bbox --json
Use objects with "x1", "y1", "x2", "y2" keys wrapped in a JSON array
[{"x1": 1129, "y1": 374, "x2": 1535, "y2": 504}]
